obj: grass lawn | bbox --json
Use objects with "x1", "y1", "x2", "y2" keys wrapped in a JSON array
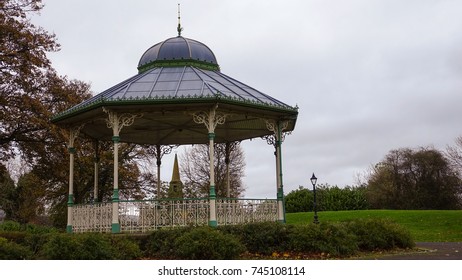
[{"x1": 286, "y1": 210, "x2": 462, "y2": 242}]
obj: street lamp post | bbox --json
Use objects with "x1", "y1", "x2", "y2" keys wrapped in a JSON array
[{"x1": 310, "y1": 173, "x2": 319, "y2": 224}]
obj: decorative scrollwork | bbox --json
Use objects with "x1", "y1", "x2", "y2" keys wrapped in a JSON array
[
  {"x1": 72, "y1": 203, "x2": 112, "y2": 233},
  {"x1": 216, "y1": 199, "x2": 278, "y2": 225},
  {"x1": 71, "y1": 198, "x2": 278, "y2": 233},
  {"x1": 262, "y1": 119, "x2": 291, "y2": 146},
  {"x1": 103, "y1": 107, "x2": 143, "y2": 135},
  {"x1": 262, "y1": 135, "x2": 276, "y2": 147},
  {"x1": 192, "y1": 104, "x2": 227, "y2": 133},
  {"x1": 68, "y1": 123, "x2": 86, "y2": 148}
]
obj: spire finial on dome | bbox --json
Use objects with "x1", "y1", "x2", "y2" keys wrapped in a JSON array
[{"x1": 177, "y1": 3, "x2": 183, "y2": 36}]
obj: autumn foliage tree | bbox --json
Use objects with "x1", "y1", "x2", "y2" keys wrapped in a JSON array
[{"x1": 0, "y1": 1, "x2": 154, "y2": 226}]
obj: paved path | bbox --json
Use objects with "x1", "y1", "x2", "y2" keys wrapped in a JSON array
[{"x1": 376, "y1": 242, "x2": 462, "y2": 260}]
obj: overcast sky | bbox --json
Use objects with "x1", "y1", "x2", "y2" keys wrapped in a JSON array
[{"x1": 32, "y1": 0, "x2": 462, "y2": 198}]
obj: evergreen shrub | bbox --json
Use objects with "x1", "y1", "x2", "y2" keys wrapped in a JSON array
[
  {"x1": 40, "y1": 233, "x2": 114, "y2": 260},
  {"x1": 0, "y1": 219, "x2": 414, "y2": 259},
  {"x1": 0, "y1": 237, "x2": 32, "y2": 259},
  {"x1": 111, "y1": 235, "x2": 142, "y2": 259},
  {"x1": 174, "y1": 227, "x2": 245, "y2": 259},
  {"x1": 0, "y1": 220, "x2": 22, "y2": 231},
  {"x1": 219, "y1": 222, "x2": 292, "y2": 255},
  {"x1": 345, "y1": 218, "x2": 415, "y2": 250},
  {"x1": 145, "y1": 227, "x2": 191, "y2": 258},
  {"x1": 288, "y1": 223, "x2": 358, "y2": 256}
]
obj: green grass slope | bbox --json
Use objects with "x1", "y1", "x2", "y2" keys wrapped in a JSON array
[{"x1": 286, "y1": 210, "x2": 462, "y2": 242}]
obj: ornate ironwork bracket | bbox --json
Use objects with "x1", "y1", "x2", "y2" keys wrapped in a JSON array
[
  {"x1": 192, "y1": 104, "x2": 227, "y2": 133},
  {"x1": 103, "y1": 107, "x2": 143, "y2": 135},
  {"x1": 262, "y1": 119, "x2": 291, "y2": 147},
  {"x1": 67, "y1": 123, "x2": 85, "y2": 149}
]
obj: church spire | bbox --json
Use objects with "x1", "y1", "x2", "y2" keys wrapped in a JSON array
[
  {"x1": 171, "y1": 153, "x2": 181, "y2": 182},
  {"x1": 168, "y1": 153, "x2": 183, "y2": 198}
]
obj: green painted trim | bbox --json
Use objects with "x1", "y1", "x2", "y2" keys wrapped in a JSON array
[
  {"x1": 208, "y1": 132, "x2": 216, "y2": 140},
  {"x1": 112, "y1": 136, "x2": 120, "y2": 143},
  {"x1": 112, "y1": 189, "x2": 119, "y2": 202},
  {"x1": 208, "y1": 220, "x2": 218, "y2": 228},
  {"x1": 138, "y1": 59, "x2": 220, "y2": 73},
  {"x1": 277, "y1": 190, "x2": 284, "y2": 202},
  {"x1": 209, "y1": 185, "x2": 216, "y2": 199},
  {"x1": 67, "y1": 194, "x2": 74, "y2": 206},
  {"x1": 66, "y1": 225, "x2": 73, "y2": 233},
  {"x1": 51, "y1": 93, "x2": 298, "y2": 124},
  {"x1": 68, "y1": 147, "x2": 76, "y2": 154},
  {"x1": 111, "y1": 223, "x2": 120, "y2": 233}
]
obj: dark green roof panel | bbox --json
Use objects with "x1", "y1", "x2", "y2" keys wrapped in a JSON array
[{"x1": 138, "y1": 36, "x2": 219, "y2": 72}]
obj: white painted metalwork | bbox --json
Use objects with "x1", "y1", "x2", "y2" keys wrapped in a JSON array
[
  {"x1": 66, "y1": 124, "x2": 85, "y2": 232},
  {"x1": 192, "y1": 104, "x2": 227, "y2": 133},
  {"x1": 72, "y1": 203, "x2": 112, "y2": 233},
  {"x1": 103, "y1": 108, "x2": 143, "y2": 232},
  {"x1": 71, "y1": 198, "x2": 278, "y2": 233},
  {"x1": 192, "y1": 105, "x2": 229, "y2": 226},
  {"x1": 103, "y1": 108, "x2": 143, "y2": 136},
  {"x1": 119, "y1": 199, "x2": 209, "y2": 233},
  {"x1": 216, "y1": 199, "x2": 278, "y2": 225}
]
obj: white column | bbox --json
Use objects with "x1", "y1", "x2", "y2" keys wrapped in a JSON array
[
  {"x1": 66, "y1": 126, "x2": 83, "y2": 233},
  {"x1": 93, "y1": 140, "x2": 99, "y2": 202},
  {"x1": 208, "y1": 132, "x2": 217, "y2": 226},
  {"x1": 193, "y1": 105, "x2": 226, "y2": 227},
  {"x1": 104, "y1": 108, "x2": 142, "y2": 233},
  {"x1": 112, "y1": 134, "x2": 120, "y2": 233},
  {"x1": 67, "y1": 146, "x2": 75, "y2": 233}
]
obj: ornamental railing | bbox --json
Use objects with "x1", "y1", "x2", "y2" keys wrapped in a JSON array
[
  {"x1": 216, "y1": 198, "x2": 278, "y2": 225},
  {"x1": 71, "y1": 198, "x2": 278, "y2": 233},
  {"x1": 119, "y1": 198, "x2": 209, "y2": 233},
  {"x1": 72, "y1": 202, "x2": 112, "y2": 233}
]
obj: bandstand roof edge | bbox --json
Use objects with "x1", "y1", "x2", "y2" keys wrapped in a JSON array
[
  {"x1": 52, "y1": 99, "x2": 297, "y2": 145},
  {"x1": 52, "y1": 35, "x2": 299, "y2": 145}
]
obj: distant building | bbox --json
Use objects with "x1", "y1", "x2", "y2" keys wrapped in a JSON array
[{"x1": 168, "y1": 154, "x2": 183, "y2": 198}]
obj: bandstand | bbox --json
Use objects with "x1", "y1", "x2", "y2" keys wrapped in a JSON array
[{"x1": 52, "y1": 23, "x2": 298, "y2": 233}]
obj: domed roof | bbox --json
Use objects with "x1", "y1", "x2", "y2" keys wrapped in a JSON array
[{"x1": 137, "y1": 36, "x2": 219, "y2": 73}]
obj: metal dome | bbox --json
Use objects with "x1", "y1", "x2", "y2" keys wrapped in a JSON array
[{"x1": 137, "y1": 36, "x2": 219, "y2": 73}]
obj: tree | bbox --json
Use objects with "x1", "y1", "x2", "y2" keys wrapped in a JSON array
[
  {"x1": 365, "y1": 147, "x2": 462, "y2": 210},
  {"x1": 0, "y1": 163, "x2": 16, "y2": 219},
  {"x1": 1, "y1": 1, "x2": 154, "y2": 227},
  {"x1": 446, "y1": 136, "x2": 462, "y2": 177},
  {"x1": 284, "y1": 184, "x2": 369, "y2": 213},
  {"x1": 284, "y1": 186, "x2": 312, "y2": 213},
  {"x1": 42, "y1": 141, "x2": 155, "y2": 228},
  {"x1": 1, "y1": 0, "x2": 61, "y2": 160},
  {"x1": 180, "y1": 143, "x2": 246, "y2": 198}
]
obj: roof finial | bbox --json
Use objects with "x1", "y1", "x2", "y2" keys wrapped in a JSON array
[{"x1": 177, "y1": 3, "x2": 183, "y2": 36}]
